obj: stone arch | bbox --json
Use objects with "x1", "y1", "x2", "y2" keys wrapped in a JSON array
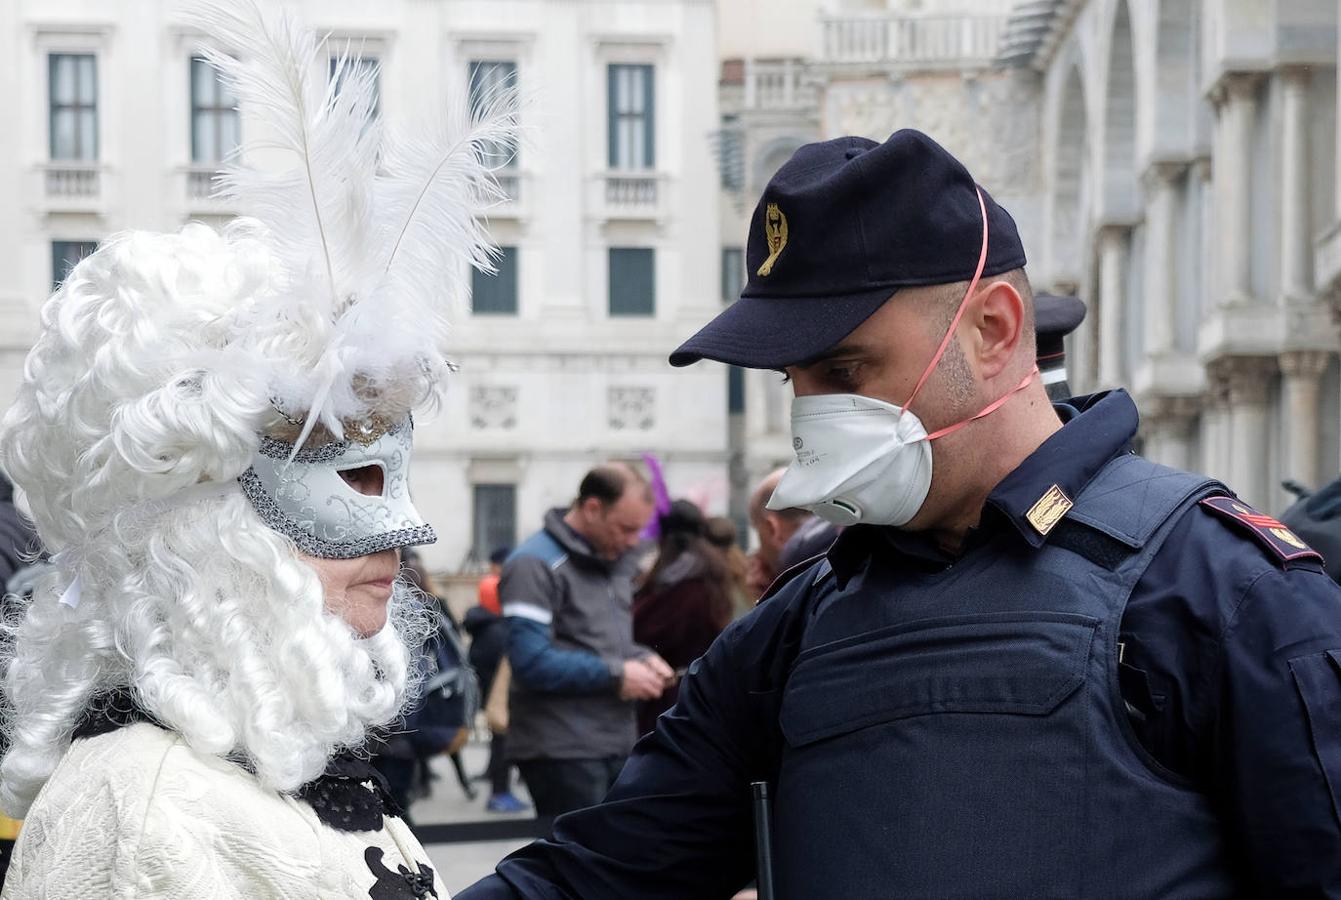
[
  {"x1": 1100, "y1": 0, "x2": 1139, "y2": 222},
  {"x1": 751, "y1": 136, "x2": 807, "y2": 195},
  {"x1": 1049, "y1": 64, "x2": 1089, "y2": 288},
  {"x1": 1150, "y1": 0, "x2": 1198, "y2": 160}
]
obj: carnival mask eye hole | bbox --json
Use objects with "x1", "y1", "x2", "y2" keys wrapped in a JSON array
[{"x1": 337, "y1": 464, "x2": 386, "y2": 498}]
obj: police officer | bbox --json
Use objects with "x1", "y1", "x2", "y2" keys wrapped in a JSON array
[
  {"x1": 1034, "y1": 291, "x2": 1085, "y2": 402},
  {"x1": 1282, "y1": 476, "x2": 1341, "y2": 585},
  {"x1": 458, "y1": 130, "x2": 1341, "y2": 897},
  {"x1": 774, "y1": 291, "x2": 1087, "y2": 573}
]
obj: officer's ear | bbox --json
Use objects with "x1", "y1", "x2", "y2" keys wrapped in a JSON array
[{"x1": 967, "y1": 279, "x2": 1025, "y2": 380}]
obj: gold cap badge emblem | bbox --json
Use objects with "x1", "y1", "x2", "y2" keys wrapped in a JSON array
[
  {"x1": 1026, "y1": 484, "x2": 1073, "y2": 536},
  {"x1": 757, "y1": 203, "x2": 789, "y2": 277}
]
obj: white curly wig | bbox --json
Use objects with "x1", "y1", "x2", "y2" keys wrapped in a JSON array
[{"x1": 0, "y1": 223, "x2": 431, "y2": 818}]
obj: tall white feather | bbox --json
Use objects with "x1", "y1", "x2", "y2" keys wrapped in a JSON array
[{"x1": 180, "y1": 0, "x2": 513, "y2": 447}]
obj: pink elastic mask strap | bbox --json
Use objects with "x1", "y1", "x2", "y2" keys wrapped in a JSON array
[
  {"x1": 925, "y1": 366, "x2": 1038, "y2": 442},
  {"x1": 900, "y1": 187, "x2": 990, "y2": 419}
]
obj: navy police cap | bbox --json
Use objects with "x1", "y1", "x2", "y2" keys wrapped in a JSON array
[
  {"x1": 1034, "y1": 292, "x2": 1086, "y2": 372},
  {"x1": 670, "y1": 129, "x2": 1027, "y2": 369}
]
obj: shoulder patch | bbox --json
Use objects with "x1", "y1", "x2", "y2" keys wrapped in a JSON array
[{"x1": 1199, "y1": 496, "x2": 1324, "y2": 566}]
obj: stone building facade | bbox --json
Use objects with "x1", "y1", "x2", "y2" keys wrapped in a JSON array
[
  {"x1": 0, "y1": 0, "x2": 725, "y2": 571},
  {"x1": 1020, "y1": 0, "x2": 1341, "y2": 510},
  {"x1": 719, "y1": 0, "x2": 1341, "y2": 514}
]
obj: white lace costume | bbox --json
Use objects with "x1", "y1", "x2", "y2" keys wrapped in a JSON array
[
  {"x1": 0, "y1": 0, "x2": 513, "y2": 894},
  {"x1": 3, "y1": 724, "x2": 446, "y2": 900}
]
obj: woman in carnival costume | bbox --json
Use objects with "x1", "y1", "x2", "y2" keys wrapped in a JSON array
[{"x1": 0, "y1": 1, "x2": 515, "y2": 896}]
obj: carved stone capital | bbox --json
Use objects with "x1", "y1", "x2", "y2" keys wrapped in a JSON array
[
  {"x1": 1278, "y1": 65, "x2": 1313, "y2": 92},
  {"x1": 1142, "y1": 394, "x2": 1201, "y2": 423},
  {"x1": 1096, "y1": 222, "x2": 1131, "y2": 252},
  {"x1": 1141, "y1": 160, "x2": 1188, "y2": 192},
  {"x1": 1208, "y1": 355, "x2": 1277, "y2": 405},
  {"x1": 1278, "y1": 349, "x2": 1332, "y2": 380},
  {"x1": 1208, "y1": 71, "x2": 1262, "y2": 107}
]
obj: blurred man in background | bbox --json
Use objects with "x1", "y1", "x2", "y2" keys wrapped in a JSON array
[
  {"x1": 745, "y1": 468, "x2": 812, "y2": 598},
  {"x1": 501, "y1": 463, "x2": 673, "y2": 815}
]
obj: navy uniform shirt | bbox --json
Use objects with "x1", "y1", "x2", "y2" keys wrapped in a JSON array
[{"x1": 458, "y1": 390, "x2": 1341, "y2": 898}]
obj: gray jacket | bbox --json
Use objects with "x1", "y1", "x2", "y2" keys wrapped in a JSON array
[{"x1": 500, "y1": 508, "x2": 651, "y2": 761}]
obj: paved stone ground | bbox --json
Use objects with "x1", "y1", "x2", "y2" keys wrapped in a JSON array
[{"x1": 413, "y1": 739, "x2": 536, "y2": 895}]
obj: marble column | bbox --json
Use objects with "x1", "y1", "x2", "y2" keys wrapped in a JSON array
[
  {"x1": 1211, "y1": 74, "x2": 1261, "y2": 305},
  {"x1": 1336, "y1": 16, "x2": 1341, "y2": 225},
  {"x1": 1193, "y1": 155, "x2": 1213, "y2": 323},
  {"x1": 1279, "y1": 350, "x2": 1332, "y2": 490},
  {"x1": 1142, "y1": 163, "x2": 1186, "y2": 356},
  {"x1": 1280, "y1": 67, "x2": 1314, "y2": 303},
  {"x1": 1097, "y1": 225, "x2": 1128, "y2": 387},
  {"x1": 1201, "y1": 370, "x2": 1230, "y2": 482},
  {"x1": 1142, "y1": 396, "x2": 1200, "y2": 472},
  {"x1": 1217, "y1": 356, "x2": 1278, "y2": 507}
]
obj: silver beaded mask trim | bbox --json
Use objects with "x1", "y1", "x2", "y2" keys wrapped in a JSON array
[{"x1": 238, "y1": 418, "x2": 437, "y2": 560}]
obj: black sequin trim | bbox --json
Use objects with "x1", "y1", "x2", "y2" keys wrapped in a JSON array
[{"x1": 235, "y1": 467, "x2": 437, "y2": 559}]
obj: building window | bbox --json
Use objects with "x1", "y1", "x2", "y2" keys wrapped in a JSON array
[
  {"x1": 608, "y1": 64, "x2": 653, "y2": 170},
  {"x1": 717, "y1": 114, "x2": 744, "y2": 191},
  {"x1": 609, "y1": 248, "x2": 655, "y2": 317},
  {"x1": 728, "y1": 366, "x2": 745, "y2": 415},
  {"x1": 190, "y1": 57, "x2": 240, "y2": 163},
  {"x1": 329, "y1": 56, "x2": 381, "y2": 120},
  {"x1": 468, "y1": 60, "x2": 519, "y2": 169},
  {"x1": 472, "y1": 246, "x2": 519, "y2": 315},
  {"x1": 51, "y1": 240, "x2": 98, "y2": 290},
  {"x1": 473, "y1": 483, "x2": 516, "y2": 561},
  {"x1": 721, "y1": 247, "x2": 745, "y2": 304},
  {"x1": 49, "y1": 54, "x2": 97, "y2": 161}
]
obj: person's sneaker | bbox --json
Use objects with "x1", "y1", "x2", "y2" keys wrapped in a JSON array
[{"x1": 486, "y1": 792, "x2": 529, "y2": 814}]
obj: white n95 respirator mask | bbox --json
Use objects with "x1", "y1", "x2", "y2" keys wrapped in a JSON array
[
  {"x1": 769, "y1": 394, "x2": 933, "y2": 527},
  {"x1": 768, "y1": 188, "x2": 1036, "y2": 529}
]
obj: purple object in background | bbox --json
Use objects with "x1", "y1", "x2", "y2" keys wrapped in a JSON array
[{"x1": 641, "y1": 452, "x2": 673, "y2": 540}]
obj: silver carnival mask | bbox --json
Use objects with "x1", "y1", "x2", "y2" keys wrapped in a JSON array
[{"x1": 238, "y1": 417, "x2": 436, "y2": 559}]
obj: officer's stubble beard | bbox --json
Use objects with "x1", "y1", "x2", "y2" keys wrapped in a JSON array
[{"x1": 904, "y1": 282, "x2": 1029, "y2": 549}]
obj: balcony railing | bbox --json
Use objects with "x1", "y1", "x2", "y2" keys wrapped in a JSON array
[
  {"x1": 495, "y1": 171, "x2": 521, "y2": 204},
  {"x1": 588, "y1": 171, "x2": 664, "y2": 221},
  {"x1": 44, "y1": 164, "x2": 100, "y2": 200},
  {"x1": 180, "y1": 165, "x2": 235, "y2": 215},
  {"x1": 821, "y1": 14, "x2": 1008, "y2": 68},
  {"x1": 477, "y1": 168, "x2": 528, "y2": 220},
  {"x1": 743, "y1": 59, "x2": 815, "y2": 111},
  {"x1": 187, "y1": 166, "x2": 218, "y2": 200},
  {"x1": 606, "y1": 173, "x2": 657, "y2": 208}
]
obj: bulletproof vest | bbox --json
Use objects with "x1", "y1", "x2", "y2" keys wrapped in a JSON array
[{"x1": 772, "y1": 454, "x2": 1240, "y2": 899}]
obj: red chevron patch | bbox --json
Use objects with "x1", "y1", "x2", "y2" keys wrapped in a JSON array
[{"x1": 1199, "y1": 496, "x2": 1323, "y2": 565}]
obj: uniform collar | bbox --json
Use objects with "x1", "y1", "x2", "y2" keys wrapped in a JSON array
[{"x1": 827, "y1": 389, "x2": 1140, "y2": 584}]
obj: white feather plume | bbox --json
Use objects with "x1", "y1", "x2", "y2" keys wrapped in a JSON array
[{"x1": 179, "y1": 0, "x2": 515, "y2": 447}]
